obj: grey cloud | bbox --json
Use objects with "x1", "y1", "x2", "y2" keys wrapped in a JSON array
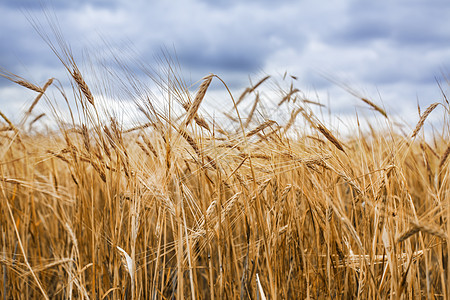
[
  {"x1": 173, "y1": 27, "x2": 276, "y2": 74},
  {"x1": 330, "y1": 0, "x2": 450, "y2": 47},
  {"x1": 0, "y1": 10, "x2": 63, "y2": 88},
  {"x1": 336, "y1": 20, "x2": 390, "y2": 43},
  {"x1": 359, "y1": 59, "x2": 446, "y2": 86},
  {"x1": 0, "y1": 31, "x2": 57, "y2": 72},
  {"x1": 0, "y1": 0, "x2": 449, "y2": 120},
  {"x1": 301, "y1": 0, "x2": 450, "y2": 91},
  {"x1": 0, "y1": 0, "x2": 117, "y2": 10},
  {"x1": 178, "y1": 48, "x2": 264, "y2": 72},
  {"x1": 0, "y1": 5, "x2": 100, "y2": 72},
  {"x1": 127, "y1": 1, "x2": 305, "y2": 87},
  {"x1": 198, "y1": 0, "x2": 297, "y2": 9}
]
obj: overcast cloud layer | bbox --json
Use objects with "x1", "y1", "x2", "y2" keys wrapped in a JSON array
[{"x1": 0, "y1": 0, "x2": 449, "y2": 126}]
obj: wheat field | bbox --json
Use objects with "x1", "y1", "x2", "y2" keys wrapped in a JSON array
[{"x1": 1, "y1": 42, "x2": 450, "y2": 299}]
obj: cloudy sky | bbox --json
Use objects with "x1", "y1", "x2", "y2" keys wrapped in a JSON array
[{"x1": 0, "y1": 0, "x2": 449, "y2": 129}]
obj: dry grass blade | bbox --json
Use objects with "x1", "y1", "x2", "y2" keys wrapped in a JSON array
[
  {"x1": 343, "y1": 250, "x2": 423, "y2": 268},
  {"x1": 0, "y1": 125, "x2": 14, "y2": 132},
  {"x1": 422, "y1": 141, "x2": 439, "y2": 159},
  {"x1": 256, "y1": 273, "x2": 267, "y2": 300},
  {"x1": 411, "y1": 103, "x2": 439, "y2": 138},
  {"x1": 117, "y1": 246, "x2": 133, "y2": 281},
  {"x1": 319, "y1": 74, "x2": 387, "y2": 118},
  {"x1": 397, "y1": 254, "x2": 414, "y2": 300},
  {"x1": 316, "y1": 124, "x2": 346, "y2": 153}
]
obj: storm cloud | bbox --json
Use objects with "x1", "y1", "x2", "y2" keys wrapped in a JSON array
[{"x1": 0, "y1": 0, "x2": 449, "y2": 122}]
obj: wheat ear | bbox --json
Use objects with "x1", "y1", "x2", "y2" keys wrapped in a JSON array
[{"x1": 411, "y1": 103, "x2": 439, "y2": 138}]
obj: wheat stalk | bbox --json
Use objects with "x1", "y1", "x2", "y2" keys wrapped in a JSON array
[{"x1": 411, "y1": 103, "x2": 439, "y2": 138}]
